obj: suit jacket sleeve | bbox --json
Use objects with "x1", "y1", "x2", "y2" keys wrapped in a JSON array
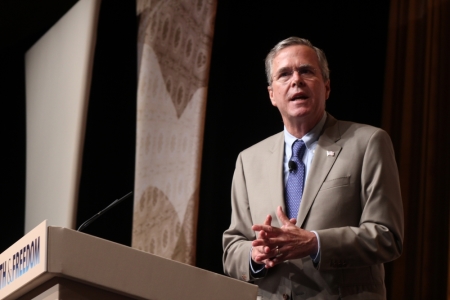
[{"x1": 222, "y1": 152, "x2": 258, "y2": 282}]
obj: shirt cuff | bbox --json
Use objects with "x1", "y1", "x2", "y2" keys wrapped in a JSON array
[
  {"x1": 310, "y1": 231, "x2": 321, "y2": 264},
  {"x1": 249, "y1": 247, "x2": 265, "y2": 274}
]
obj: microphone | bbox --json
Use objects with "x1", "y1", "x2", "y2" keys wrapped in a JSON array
[
  {"x1": 288, "y1": 160, "x2": 297, "y2": 172},
  {"x1": 77, "y1": 191, "x2": 133, "y2": 232}
]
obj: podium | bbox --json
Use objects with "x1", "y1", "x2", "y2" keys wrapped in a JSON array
[{"x1": 0, "y1": 222, "x2": 257, "y2": 299}]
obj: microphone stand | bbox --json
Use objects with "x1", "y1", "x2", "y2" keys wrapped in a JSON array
[{"x1": 77, "y1": 191, "x2": 133, "y2": 232}]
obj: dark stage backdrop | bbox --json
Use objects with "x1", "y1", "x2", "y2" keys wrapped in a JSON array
[
  {"x1": 2, "y1": 0, "x2": 392, "y2": 292},
  {"x1": 75, "y1": 0, "x2": 137, "y2": 247}
]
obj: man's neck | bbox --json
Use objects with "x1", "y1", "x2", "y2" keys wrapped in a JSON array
[{"x1": 284, "y1": 113, "x2": 324, "y2": 139}]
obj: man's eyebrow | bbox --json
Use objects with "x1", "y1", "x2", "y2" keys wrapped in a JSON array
[
  {"x1": 297, "y1": 64, "x2": 315, "y2": 70},
  {"x1": 274, "y1": 66, "x2": 292, "y2": 76}
]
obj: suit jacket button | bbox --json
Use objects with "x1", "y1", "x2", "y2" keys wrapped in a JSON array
[{"x1": 282, "y1": 294, "x2": 290, "y2": 300}]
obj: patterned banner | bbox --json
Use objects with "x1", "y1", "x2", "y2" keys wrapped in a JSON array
[{"x1": 133, "y1": 0, "x2": 216, "y2": 265}]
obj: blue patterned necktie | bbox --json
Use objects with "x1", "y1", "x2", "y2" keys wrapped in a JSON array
[{"x1": 285, "y1": 139, "x2": 306, "y2": 219}]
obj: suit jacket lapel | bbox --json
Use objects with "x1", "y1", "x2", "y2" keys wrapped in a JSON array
[
  {"x1": 268, "y1": 132, "x2": 285, "y2": 227},
  {"x1": 298, "y1": 114, "x2": 342, "y2": 227}
]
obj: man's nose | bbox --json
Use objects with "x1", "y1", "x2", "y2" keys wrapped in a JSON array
[{"x1": 291, "y1": 71, "x2": 304, "y2": 87}]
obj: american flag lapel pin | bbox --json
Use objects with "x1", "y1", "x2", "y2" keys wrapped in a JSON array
[{"x1": 326, "y1": 150, "x2": 335, "y2": 157}]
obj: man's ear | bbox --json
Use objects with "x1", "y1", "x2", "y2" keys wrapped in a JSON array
[
  {"x1": 268, "y1": 85, "x2": 276, "y2": 106},
  {"x1": 325, "y1": 80, "x2": 331, "y2": 100}
]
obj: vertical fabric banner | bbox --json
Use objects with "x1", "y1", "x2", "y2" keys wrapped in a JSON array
[{"x1": 133, "y1": 0, "x2": 216, "y2": 265}]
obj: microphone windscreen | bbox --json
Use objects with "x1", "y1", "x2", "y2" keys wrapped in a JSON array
[{"x1": 288, "y1": 160, "x2": 297, "y2": 172}]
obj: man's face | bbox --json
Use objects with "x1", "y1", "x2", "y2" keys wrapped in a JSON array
[{"x1": 268, "y1": 45, "x2": 330, "y2": 128}]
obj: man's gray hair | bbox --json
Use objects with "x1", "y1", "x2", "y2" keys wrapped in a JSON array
[{"x1": 265, "y1": 37, "x2": 330, "y2": 85}]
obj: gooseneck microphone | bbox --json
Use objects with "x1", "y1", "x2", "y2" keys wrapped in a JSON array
[
  {"x1": 77, "y1": 191, "x2": 133, "y2": 232},
  {"x1": 288, "y1": 160, "x2": 297, "y2": 172}
]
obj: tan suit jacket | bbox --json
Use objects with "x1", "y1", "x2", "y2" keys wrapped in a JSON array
[{"x1": 223, "y1": 114, "x2": 404, "y2": 299}]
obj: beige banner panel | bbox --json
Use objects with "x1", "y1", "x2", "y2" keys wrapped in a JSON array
[
  {"x1": 25, "y1": 0, "x2": 101, "y2": 233},
  {"x1": 133, "y1": 0, "x2": 217, "y2": 265}
]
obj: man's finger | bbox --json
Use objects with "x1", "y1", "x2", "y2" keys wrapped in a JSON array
[
  {"x1": 257, "y1": 229, "x2": 267, "y2": 239},
  {"x1": 252, "y1": 245, "x2": 276, "y2": 264},
  {"x1": 254, "y1": 253, "x2": 270, "y2": 262},
  {"x1": 252, "y1": 239, "x2": 268, "y2": 247},
  {"x1": 265, "y1": 259, "x2": 281, "y2": 269},
  {"x1": 264, "y1": 214, "x2": 272, "y2": 225},
  {"x1": 277, "y1": 206, "x2": 292, "y2": 226},
  {"x1": 252, "y1": 224, "x2": 277, "y2": 232},
  {"x1": 254, "y1": 245, "x2": 266, "y2": 255}
]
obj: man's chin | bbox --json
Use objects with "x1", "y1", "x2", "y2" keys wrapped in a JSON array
[
  {"x1": 289, "y1": 109, "x2": 311, "y2": 119},
  {"x1": 285, "y1": 109, "x2": 324, "y2": 126}
]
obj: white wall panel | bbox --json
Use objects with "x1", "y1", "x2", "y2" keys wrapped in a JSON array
[{"x1": 25, "y1": 0, "x2": 101, "y2": 232}]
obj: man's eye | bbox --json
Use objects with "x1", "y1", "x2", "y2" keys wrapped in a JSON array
[
  {"x1": 279, "y1": 71, "x2": 291, "y2": 78},
  {"x1": 300, "y1": 68, "x2": 313, "y2": 74}
]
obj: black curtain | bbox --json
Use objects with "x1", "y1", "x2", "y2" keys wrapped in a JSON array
[{"x1": 382, "y1": 0, "x2": 450, "y2": 298}]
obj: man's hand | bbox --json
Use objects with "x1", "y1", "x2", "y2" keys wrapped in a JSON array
[
  {"x1": 252, "y1": 206, "x2": 318, "y2": 268},
  {"x1": 251, "y1": 214, "x2": 276, "y2": 266}
]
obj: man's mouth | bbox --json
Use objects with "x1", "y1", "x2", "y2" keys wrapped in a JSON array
[{"x1": 290, "y1": 92, "x2": 308, "y2": 101}]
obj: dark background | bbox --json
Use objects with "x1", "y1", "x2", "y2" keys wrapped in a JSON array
[{"x1": 1, "y1": 0, "x2": 390, "y2": 278}]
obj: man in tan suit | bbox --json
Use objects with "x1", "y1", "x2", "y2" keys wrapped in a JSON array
[{"x1": 222, "y1": 37, "x2": 404, "y2": 299}]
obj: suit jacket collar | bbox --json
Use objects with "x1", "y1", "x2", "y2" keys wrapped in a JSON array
[
  {"x1": 298, "y1": 112, "x2": 342, "y2": 227},
  {"x1": 268, "y1": 131, "x2": 286, "y2": 227}
]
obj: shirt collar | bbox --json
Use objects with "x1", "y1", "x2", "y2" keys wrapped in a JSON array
[{"x1": 284, "y1": 112, "x2": 327, "y2": 151}]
